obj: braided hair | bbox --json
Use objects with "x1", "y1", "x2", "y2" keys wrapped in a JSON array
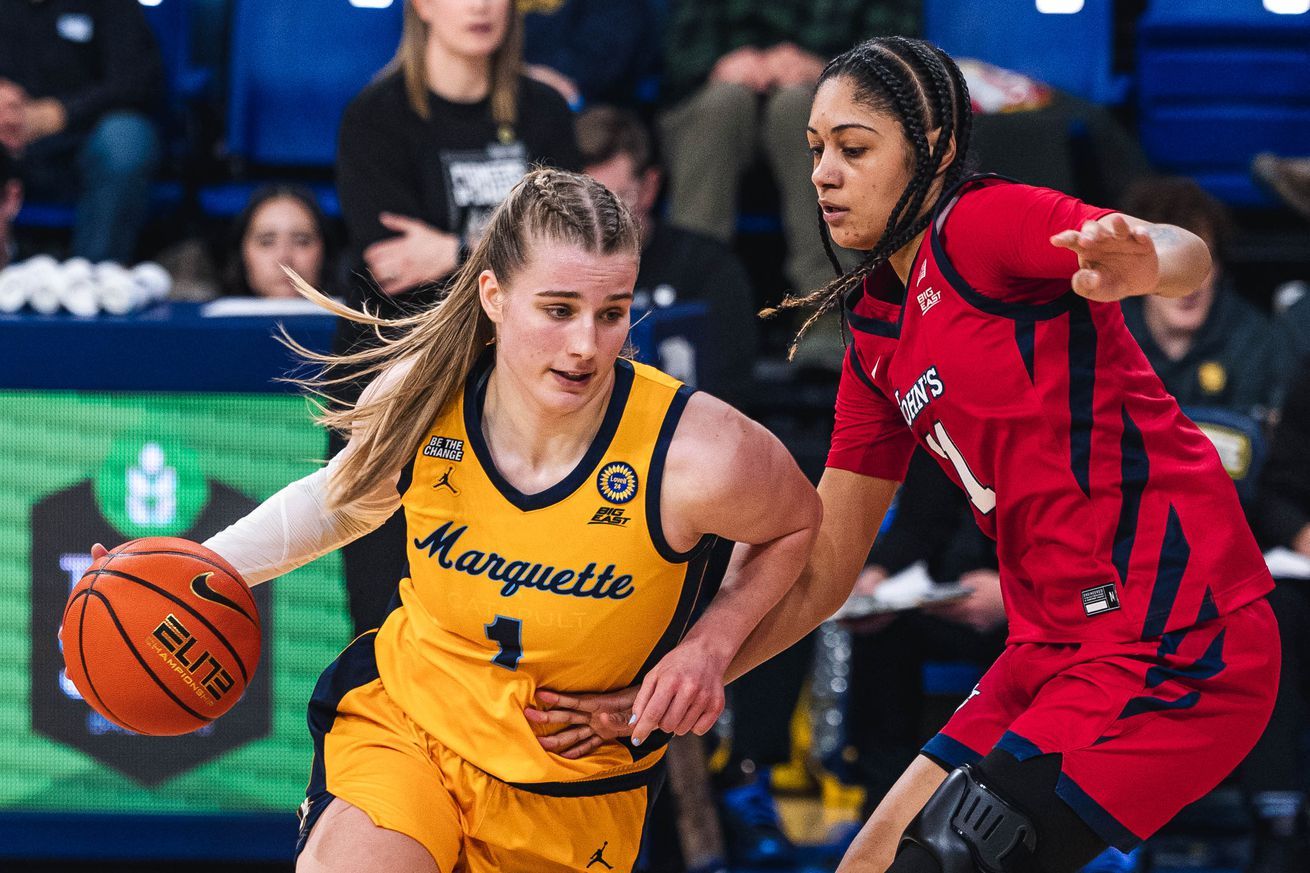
[{"x1": 766, "y1": 37, "x2": 974, "y2": 357}]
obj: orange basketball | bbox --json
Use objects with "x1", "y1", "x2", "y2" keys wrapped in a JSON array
[{"x1": 60, "y1": 536, "x2": 261, "y2": 736}]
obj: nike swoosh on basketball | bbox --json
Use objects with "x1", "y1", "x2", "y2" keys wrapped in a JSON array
[{"x1": 190, "y1": 572, "x2": 254, "y2": 622}]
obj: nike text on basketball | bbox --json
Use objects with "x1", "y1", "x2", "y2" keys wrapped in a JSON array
[
  {"x1": 894, "y1": 366, "x2": 945, "y2": 427},
  {"x1": 422, "y1": 436, "x2": 465, "y2": 461},
  {"x1": 148, "y1": 614, "x2": 236, "y2": 704},
  {"x1": 414, "y1": 521, "x2": 635, "y2": 600}
]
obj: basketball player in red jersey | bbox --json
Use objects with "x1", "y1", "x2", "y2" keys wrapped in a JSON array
[{"x1": 529, "y1": 36, "x2": 1279, "y2": 873}]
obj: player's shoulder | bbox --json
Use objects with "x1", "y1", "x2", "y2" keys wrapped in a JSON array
[
  {"x1": 357, "y1": 356, "x2": 420, "y2": 407},
  {"x1": 951, "y1": 178, "x2": 1069, "y2": 221}
]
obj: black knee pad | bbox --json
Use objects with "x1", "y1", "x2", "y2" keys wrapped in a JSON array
[{"x1": 898, "y1": 764, "x2": 1038, "y2": 873}]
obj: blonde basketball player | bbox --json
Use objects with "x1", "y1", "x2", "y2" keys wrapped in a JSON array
[{"x1": 93, "y1": 169, "x2": 819, "y2": 873}]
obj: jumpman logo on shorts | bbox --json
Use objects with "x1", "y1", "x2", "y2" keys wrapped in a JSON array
[
  {"x1": 586, "y1": 841, "x2": 614, "y2": 869},
  {"x1": 432, "y1": 466, "x2": 459, "y2": 494}
]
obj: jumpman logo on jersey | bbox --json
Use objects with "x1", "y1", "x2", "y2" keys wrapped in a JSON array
[
  {"x1": 587, "y1": 841, "x2": 614, "y2": 869},
  {"x1": 432, "y1": 466, "x2": 459, "y2": 495}
]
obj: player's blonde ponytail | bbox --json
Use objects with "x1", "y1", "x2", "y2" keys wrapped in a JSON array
[{"x1": 283, "y1": 167, "x2": 640, "y2": 509}]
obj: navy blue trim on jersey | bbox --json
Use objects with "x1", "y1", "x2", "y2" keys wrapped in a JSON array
[
  {"x1": 1067, "y1": 298, "x2": 1097, "y2": 498},
  {"x1": 618, "y1": 535, "x2": 732, "y2": 763},
  {"x1": 298, "y1": 630, "x2": 382, "y2": 858},
  {"x1": 1015, "y1": 321, "x2": 1036, "y2": 382},
  {"x1": 848, "y1": 344, "x2": 886, "y2": 399},
  {"x1": 395, "y1": 454, "x2": 414, "y2": 499},
  {"x1": 509, "y1": 757, "x2": 667, "y2": 797},
  {"x1": 1055, "y1": 772, "x2": 1141, "y2": 853},
  {"x1": 996, "y1": 730, "x2": 1044, "y2": 762},
  {"x1": 1145, "y1": 628, "x2": 1227, "y2": 689},
  {"x1": 635, "y1": 765, "x2": 668, "y2": 856},
  {"x1": 463, "y1": 355, "x2": 635, "y2": 511},
  {"x1": 928, "y1": 215, "x2": 1075, "y2": 323},
  {"x1": 843, "y1": 285, "x2": 902, "y2": 338},
  {"x1": 1112, "y1": 407, "x2": 1149, "y2": 586},
  {"x1": 1118, "y1": 690, "x2": 1201, "y2": 720},
  {"x1": 646, "y1": 384, "x2": 709, "y2": 562},
  {"x1": 1142, "y1": 506, "x2": 1191, "y2": 639},
  {"x1": 921, "y1": 733, "x2": 983, "y2": 770}
]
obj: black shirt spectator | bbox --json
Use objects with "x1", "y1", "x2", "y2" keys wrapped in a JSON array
[
  {"x1": 0, "y1": 0, "x2": 162, "y2": 133},
  {"x1": 0, "y1": 0, "x2": 163, "y2": 263},
  {"x1": 338, "y1": 72, "x2": 579, "y2": 322}
]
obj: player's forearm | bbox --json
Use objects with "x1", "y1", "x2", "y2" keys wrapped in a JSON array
[
  {"x1": 678, "y1": 522, "x2": 819, "y2": 672},
  {"x1": 724, "y1": 529, "x2": 863, "y2": 683},
  {"x1": 203, "y1": 465, "x2": 399, "y2": 585},
  {"x1": 1148, "y1": 222, "x2": 1211, "y2": 299},
  {"x1": 725, "y1": 471, "x2": 896, "y2": 683}
]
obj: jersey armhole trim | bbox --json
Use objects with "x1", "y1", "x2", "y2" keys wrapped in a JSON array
[
  {"x1": 848, "y1": 344, "x2": 889, "y2": 400},
  {"x1": 646, "y1": 384, "x2": 713, "y2": 564},
  {"x1": 931, "y1": 175, "x2": 1076, "y2": 322}
]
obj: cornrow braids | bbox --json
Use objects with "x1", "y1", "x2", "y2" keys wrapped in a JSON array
[{"x1": 765, "y1": 37, "x2": 974, "y2": 359}]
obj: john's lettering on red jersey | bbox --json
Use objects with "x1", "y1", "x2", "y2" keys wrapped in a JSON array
[{"x1": 894, "y1": 366, "x2": 945, "y2": 427}]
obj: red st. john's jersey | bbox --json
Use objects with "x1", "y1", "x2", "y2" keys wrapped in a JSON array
[{"x1": 827, "y1": 176, "x2": 1272, "y2": 643}]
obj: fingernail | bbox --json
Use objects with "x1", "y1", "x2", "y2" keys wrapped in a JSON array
[
  {"x1": 628, "y1": 713, "x2": 638, "y2": 725},
  {"x1": 632, "y1": 736, "x2": 643, "y2": 747}
]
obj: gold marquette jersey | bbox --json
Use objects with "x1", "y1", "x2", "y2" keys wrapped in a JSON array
[{"x1": 374, "y1": 356, "x2": 728, "y2": 792}]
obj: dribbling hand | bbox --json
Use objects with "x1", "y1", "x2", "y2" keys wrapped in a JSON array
[{"x1": 1050, "y1": 214, "x2": 1160, "y2": 302}]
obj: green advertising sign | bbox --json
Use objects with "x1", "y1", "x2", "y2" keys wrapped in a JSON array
[{"x1": 0, "y1": 391, "x2": 352, "y2": 814}]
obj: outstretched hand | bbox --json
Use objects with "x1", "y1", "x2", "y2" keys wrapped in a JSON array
[{"x1": 1050, "y1": 214, "x2": 1160, "y2": 302}]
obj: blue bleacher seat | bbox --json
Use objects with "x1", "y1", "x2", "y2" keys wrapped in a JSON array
[
  {"x1": 924, "y1": 0, "x2": 1128, "y2": 105},
  {"x1": 224, "y1": 0, "x2": 403, "y2": 168},
  {"x1": 1137, "y1": 0, "x2": 1310, "y2": 207},
  {"x1": 138, "y1": 0, "x2": 212, "y2": 111}
]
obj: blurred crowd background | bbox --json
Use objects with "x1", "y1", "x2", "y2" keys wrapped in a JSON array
[{"x1": 4, "y1": 1, "x2": 1310, "y2": 872}]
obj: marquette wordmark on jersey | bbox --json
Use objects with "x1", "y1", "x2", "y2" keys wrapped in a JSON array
[{"x1": 413, "y1": 521, "x2": 636, "y2": 600}]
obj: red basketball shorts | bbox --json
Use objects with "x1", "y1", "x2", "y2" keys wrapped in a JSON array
[{"x1": 921, "y1": 597, "x2": 1279, "y2": 851}]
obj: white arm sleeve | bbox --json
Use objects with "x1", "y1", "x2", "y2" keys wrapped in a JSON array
[{"x1": 202, "y1": 459, "x2": 402, "y2": 586}]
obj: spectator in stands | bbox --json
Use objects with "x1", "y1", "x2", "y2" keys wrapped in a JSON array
[
  {"x1": 0, "y1": 146, "x2": 21, "y2": 270},
  {"x1": 223, "y1": 185, "x2": 334, "y2": 299},
  {"x1": 0, "y1": 0, "x2": 163, "y2": 263},
  {"x1": 522, "y1": 0, "x2": 663, "y2": 109},
  {"x1": 577, "y1": 106, "x2": 756, "y2": 402},
  {"x1": 658, "y1": 0, "x2": 918, "y2": 303},
  {"x1": 1254, "y1": 153, "x2": 1310, "y2": 222},
  {"x1": 334, "y1": 0, "x2": 581, "y2": 635},
  {"x1": 1245, "y1": 366, "x2": 1310, "y2": 873},
  {"x1": 1118, "y1": 177, "x2": 1282, "y2": 423}
]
